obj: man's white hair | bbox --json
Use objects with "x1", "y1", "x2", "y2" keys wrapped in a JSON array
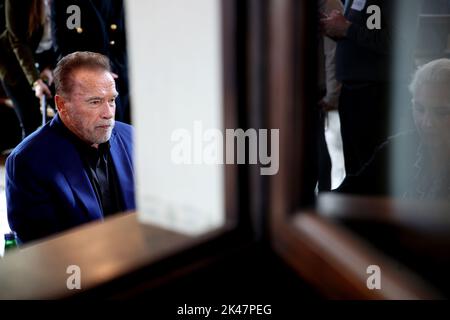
[{"x1": 410, "y1": 58, "x2": 450, "y2": 94}]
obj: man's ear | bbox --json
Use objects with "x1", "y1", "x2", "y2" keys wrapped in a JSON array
[{"x1": 55, "y1": 95, "x2": 65, "y2": 114}]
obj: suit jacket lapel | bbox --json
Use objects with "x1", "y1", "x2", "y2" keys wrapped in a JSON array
[
  {"x1": 61, "y1": 154, "x2": 104, "y2": 220},
  {"x1": 50, "y1": 116, "x2": 103, "y2": 220}
]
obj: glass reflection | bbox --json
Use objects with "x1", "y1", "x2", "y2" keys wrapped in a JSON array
[{"x1": 316, "y1": 0, "x2": 450, "y2": 296}]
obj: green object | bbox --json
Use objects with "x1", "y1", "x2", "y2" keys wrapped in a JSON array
[{"x1": 4, "y1": 232, "x2": 18, "y2": 252}]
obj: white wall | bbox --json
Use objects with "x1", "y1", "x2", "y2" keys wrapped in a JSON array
[{"x1": 126, "y1": 0, "x2": 224, "y2": 235}]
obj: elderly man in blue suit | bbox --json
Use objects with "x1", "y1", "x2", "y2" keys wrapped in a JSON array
[{"x1": 6, "y1": 51, "x2": 135, "y2": 243}]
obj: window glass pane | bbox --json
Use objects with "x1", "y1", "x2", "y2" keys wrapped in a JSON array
[{"x1": 316, "y1": 0, "x2": 450, "y2": 296}]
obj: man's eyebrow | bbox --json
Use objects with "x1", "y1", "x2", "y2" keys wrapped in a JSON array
[
  {"x1": 85, "y1": 92, "x2": 119, "y2": 102},
  {"x1": 85, "y1": 96, "x2": 103, "y2": 102}
]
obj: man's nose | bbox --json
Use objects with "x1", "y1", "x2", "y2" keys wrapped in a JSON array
[
  {"x1": 423, "y1": 111, "x2": 436, "y2": 128},
  {"x1": 101, "y1": 102, "x2": 115, "y2": 119}
]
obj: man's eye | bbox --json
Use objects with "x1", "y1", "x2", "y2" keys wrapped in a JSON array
[
  {"x1": 434, "y1": 108, "x2": 450, "y2": 116},
  {"x1": 90, "y1": 100, "x2": 101, "y2": 105},
  {"x1": 413, "y1": 104, "x2": 425, "y2": 113}
]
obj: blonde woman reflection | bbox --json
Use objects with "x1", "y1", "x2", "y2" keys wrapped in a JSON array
[
  {"x1": 338, "y1": 59, "x2": 450, "y2": 200},
  {"x1": 408, "y1": 59, "x2": 450, "y2": 199}
]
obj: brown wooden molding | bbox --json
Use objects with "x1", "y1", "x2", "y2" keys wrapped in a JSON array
[
  {"x1": 0, "y1": 213, "x2": 202, "y2": 299},
  {"x1": 317, "y1": 193, "x2": 450, "y2": 236},
  {"x1": 272, "y1": 212, "x2": 442, "y2": 299}
]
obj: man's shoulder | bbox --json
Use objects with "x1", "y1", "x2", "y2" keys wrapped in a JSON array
[
  {"x1": 113, "y1": 121, "x2": 133, "y2": 140},
  {"x1": 9, "y1": 126, "x2": 51, "y2": 156},
  {"x1": 114, "y1": 121, "x2": 133, "y2": 131},
  {"x1": 383, "y1": 130, "x2": 419, "y2": 151},
  {"x1": 7, "y1": 123, "x2": 64, "y2": 168}
]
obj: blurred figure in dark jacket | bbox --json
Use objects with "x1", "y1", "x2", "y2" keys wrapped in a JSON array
[
  {"x1": 0, "y1": 0, "x2": 5, "y2": 31},
  {"x1": 321, "y1": 0, "x2": 394, "y2": 176},
  {"x1": 0, "y1": 0, "x2": 56, "y2": 139},
  {"x1": 52, "y1": 0, "x2": 131, "y2": 124},
  {"x1": 316, "y1": 0, "x2": 343, "y2": 191}
]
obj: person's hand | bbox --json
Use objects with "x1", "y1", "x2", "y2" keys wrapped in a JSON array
[
  {"x1": 318, "y1": 11, "x2": 328, "y2": 34},
  {"x1": 0, "y1": 97, "x2": 13, "y2": 108},
  {"x1": 33, "y1": 78, "x2": 52, "y2": 99},
  {"x1": 318, "y1": 99, "x2": 337, "y2": 113},
  {"x1": 318, "y1": 99, "x2": 337, "y2": 129},
  {"x1": 320, "y1": 10, "x2": 351, "y2": 39},
  {"x1": 39, "y1": 68, "x2": 54, "y2": 86}
]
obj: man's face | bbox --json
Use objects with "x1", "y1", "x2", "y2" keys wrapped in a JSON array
[
  {"x1": 57, "y1": 68, "x2": 118, "y2": 146},
  {"x1": 413, "y1": 83, "x2": 450, "y2": 151}
]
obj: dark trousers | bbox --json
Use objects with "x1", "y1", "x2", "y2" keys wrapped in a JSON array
[
  {"x1": 0, "y1": 102, "x2": 21, "y2": 152},
  {"x1": 2, "y1": 72, "x2": 42, "y2": 139},
  {"x1": 305, "y1": 89, "x2": 333, "y2": 194},
  {"x1": 338, "y1": 83, "x2": 390, "y2": 175}
]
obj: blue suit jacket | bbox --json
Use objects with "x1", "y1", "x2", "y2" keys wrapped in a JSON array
[{"x1": 6, "y1": 115, "x2": 135, "y2": 243}]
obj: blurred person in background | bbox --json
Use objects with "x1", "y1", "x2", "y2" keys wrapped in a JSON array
[
  {"x1": 321, "y1": 0, "x2": 394, "y2": 176},
  {"x1": 316, "y1": 0, "x2": 343, "y2": 192},
  {"x1": 0, "y1": 0, "x2": 56, "y2": 139},
  {"x1": 0, "y1": 83, "x2": 21, "y2": 152}
]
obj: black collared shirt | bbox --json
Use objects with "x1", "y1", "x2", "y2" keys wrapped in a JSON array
[
  {"x1": 57, "y1": 120, "x2": 124, "y2": 217},
  {"x1": 80, "y1": 141, "x2": 124, "y2": 217}
]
